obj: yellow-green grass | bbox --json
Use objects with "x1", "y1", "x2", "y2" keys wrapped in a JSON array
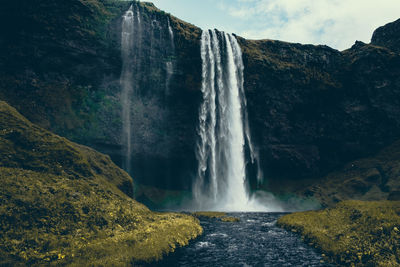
[
  {"x1": 278, "y1": 200, "x2": 400, "y2": 266},
  {"x1": 193, "y1": 212, "x2": 240, "y2": 222},
  {"x1": 221, "y1": 217, "x2": 240, "y2": 222},
  {"x1": 0, "y1": 101, "x2": 134, "y2": 197},
  {"x1": 193, "y1": 212, "x2": 227, "y2": 218},
  {"x1": 0, "y1": 101, "x2": 202, "y2": 265}
]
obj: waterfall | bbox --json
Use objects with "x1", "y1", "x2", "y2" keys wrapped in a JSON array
[
  {"x1": 165, "y1": 18, "x2": 175, "y2": 96},
  {"x1": 167, "y1": 18, "x2": 175, "y2": 51},
  {"x1": 120, "y1": 5, "x2": 136, "y2": 173},
  {"x1": 119, "y1": 4, "x2": 177, "y2": 176},
  {"x1": 194, "y1": 30, "x2": 264, "y2": 211}
]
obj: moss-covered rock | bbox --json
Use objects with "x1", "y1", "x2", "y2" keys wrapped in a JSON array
[
  {"x1": 0, "y1": 100, "x2": 134, "y2": 196},
  {"x1": 1, "y1": 0, "x2": 400, "y2": 203},
  {"x1": 221, "y1": 217, "x2": 240, "y2": 223},
  {"x1": 278, "y1": 200, "x2": 400, "y2": 266},
  {"x1": 193, "y1": 212, "x2": 240, "y2": 222},
  {"x1": 372, "y1": 18, "x2": 400, "y2": 53},
  {"x1": 237, "y1": 32, "x2": 400, "y2": 192},
  {"x1": 298, "y1": 139, "x2": 400, "y2": 207},
  {"x1": 193, "y1": 212, "x2": 227, "y2": 219},
  {"x1": 0, "y1": 101, "x2": 202, "y2": 266},
  {"x1": 0, "y1": 0, "x2": 203, "y2": 193}
]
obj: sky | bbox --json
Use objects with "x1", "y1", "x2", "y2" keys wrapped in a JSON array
[{"x1": 149, "y1": 0, "x2": 400, "y2": 50}]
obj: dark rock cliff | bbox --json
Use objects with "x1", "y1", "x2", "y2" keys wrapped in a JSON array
[
  {"x1": 0, "y1": 0, "x2": 202, "y2": 190},
  {"x1": 1, "y1": 0, "x2": 400, "y2": 196},
  {"x1": 238, "y1": 36, "x2": 400, "y2": 192},
  {"x1": 371, "y1": 18, "x2": 400, "y2": 52}
]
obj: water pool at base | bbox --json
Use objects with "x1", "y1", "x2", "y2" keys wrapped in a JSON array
[{"x1": 154, "y1": 213, "x2": 333, "y2": 267}]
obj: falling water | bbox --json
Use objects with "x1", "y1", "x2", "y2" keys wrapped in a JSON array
[
  {"x1": 194, "y1": 30, "x2": 264, "y2": 211},
  {"x1": 167, "y1": 18, "x2": 175, "y2": 50},
  {"x1": 165, "y1": 18, "x2": 175, "y2": 96},
  {"x1": 119, "y1": 4, "x2": 177, "y2": 176},
  {"x1": 120, "y1": 5, "x2": 135, "y2": 173}
]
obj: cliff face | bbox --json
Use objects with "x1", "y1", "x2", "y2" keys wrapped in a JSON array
[
  {"x1": 1, "y1": 0, "x2": 400, "y2": 196},
  {"x1": 371, "y1": 18, "x2": 400, "y2": 52},
  {"x1": 0, "y1": 0, "x2": 202, "y2": 190},
  {"x1": 238, "y1": 36, "x2": 400, "y2": 191}
]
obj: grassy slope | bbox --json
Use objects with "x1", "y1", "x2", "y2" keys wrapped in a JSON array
[
  {"x1": 298, "y1": 140, "x2": 400, "y2": 207},
  {"x1": 278, "y1": 200, "x2": 400, "y2": 266},
  {"x1": 0, "y1": 100, "x2": 134, "y2": 197},
  {"x1": 0, "y1": 101, "x2": 202, "y2": 266}
]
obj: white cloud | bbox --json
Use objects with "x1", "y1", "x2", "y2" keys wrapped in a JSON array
[{"x1": 221, "y1": 0, "x2": 400, "y2": 50}]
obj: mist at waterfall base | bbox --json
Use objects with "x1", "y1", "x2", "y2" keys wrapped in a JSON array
[{"x1": 120, "y1": 6, "x2": 319, "y2": 213}]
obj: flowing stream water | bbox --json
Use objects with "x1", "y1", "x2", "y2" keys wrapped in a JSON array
[
  {"x1": 194, "y1": 30, "x2": 263, "y2": 211},
  {"x1": 156, "y1": 213, "x2": 332, "y2": 267}
]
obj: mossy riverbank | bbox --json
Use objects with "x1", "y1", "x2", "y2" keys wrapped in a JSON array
[
  {"x1": 298, "y1": 139, "x2": 400, "y2": 207},
  {"x1": 278, "y1": 200, "x2": 400, "y2": 266},
  {"x1": 193, "y1": 212, "x2": 240, "y2": 222},
  {"x1": 0, "y1": 101, "x2": 202, "y2": 265}
]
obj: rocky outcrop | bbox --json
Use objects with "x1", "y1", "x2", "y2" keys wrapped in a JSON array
[
  {"x1": 372, "y1": 18, "x2": 400, "y2": 52},
  {"x1": 238, "y1": 33, "x2": 400, "y2": 191},
  {"x1": 0, "y1": 101, "x2": 202, "y2": 265},
  {"x1": 295, "y1": 140, "x2": 400, "y2": 207},
  {"x1": 0, "y1": 0, "x2": 202, "y2": 190},
  {"x1": 1, "y1": 0, "x2": 400, "y2": 197}
]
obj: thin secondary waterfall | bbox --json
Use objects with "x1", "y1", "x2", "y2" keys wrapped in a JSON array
[
  {"x1": 119, "y1": 4, "x2": 177, "y2": 176},
  {"x1": 194, "y1": 30, "x2": 263, "y2": 211},
  {"x1": 120, "y1": 5, "x2": 136, "y2": 173},
  {"x1": 165, "y1": 18, "x2": 175, "y2": 96}
]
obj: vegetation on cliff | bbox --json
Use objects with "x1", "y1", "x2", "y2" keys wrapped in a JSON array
[
  {"x1": 278, "y1": 200, "x2": 400, "y2": 266},
  {"x1": 2, "y1": 0, "x2": 400, "y2": 199},
  {"x1": 237, "y1": 23, "x2": 400, "y2": 194},
  {"x1": 0, "y1": 101, "x2": 202, "y2": 266},
  {"x1": 298, "y1": 139, "x2": 400, "y2": 207},
  {"x1": 0, "y1": 0, "x2": 203, "y2": 191}
]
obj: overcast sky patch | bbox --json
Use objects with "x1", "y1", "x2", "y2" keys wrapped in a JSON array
[{"x1": 150, "y1": 0, "x2": 400, "y2": 50}]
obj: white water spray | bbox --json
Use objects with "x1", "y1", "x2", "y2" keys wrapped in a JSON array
[
  {"x1": 120, "y1": 5, "x2": 135, "y2": 173},
  {"x1": 165, "y1": 18, "x2": 175, "y2": 96},
  {"x1": 194, "y1": 30, "x2": 266, "y2": 211}
]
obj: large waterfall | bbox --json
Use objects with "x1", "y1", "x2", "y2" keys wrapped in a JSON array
[{"x1": 194, "y1": 30, "x2": 264, "y2": 211}]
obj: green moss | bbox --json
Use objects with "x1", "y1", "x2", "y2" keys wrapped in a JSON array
[
  {"x1": 0, "y1": 101, "x2": 133, "y2": 196},
  {"x1": 278, "y1": 200, "x2": 400, "y2": 266},
  {"x1": 299, "y1": 140, "x2": 400, "y2": 207},
  {"x1": 237, "y1": 37, "x2": 342, "y2": 89},
  {"x1": 0, "y1": 101, "x2": 203, "y2": 265},
  {"x1": 193, "y1": 212, "x2": 240, "y2": 222},
  {"x1": 221, "y1": 217, "x2": 240, "y2": 223},
  {"x1": 193, "y1": 212, "x2": 227, "y2": 218}
]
